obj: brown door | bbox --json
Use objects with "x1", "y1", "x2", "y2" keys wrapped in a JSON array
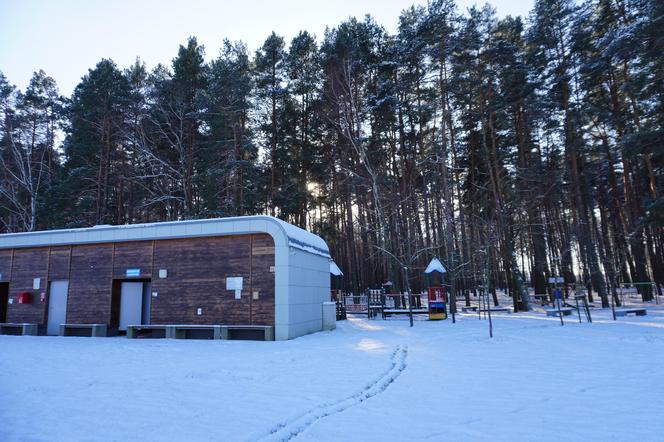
[{"x1": 0, "y1": 283, "x2": 9, "y2": 323}]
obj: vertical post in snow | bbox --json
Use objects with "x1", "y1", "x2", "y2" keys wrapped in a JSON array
[
  {"x1": 556, "y1": 294, "x2": 564, "y2": 326},
  {"x1": 611, "y1": 261, "x2": 617, "y2": 320},
  {"x1": 575, "y1": 296, "x2": 582, "y2": 324},
  {"x1": 553, "y1": 257, "x2": 564, "y2": 326},
  {"x1": 487, "y1": 292, "x2": 493, "y2": 338},
  {"x1": 483, "y1": 271, "x2": 493, "y2": 338},
  {"x1": 403, "y1": 266, "x2": 413, "y2": 328}
]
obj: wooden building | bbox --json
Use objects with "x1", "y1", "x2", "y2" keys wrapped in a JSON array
[{"x1": 0, "y1": 216, "x2": 331, "y2": 340}]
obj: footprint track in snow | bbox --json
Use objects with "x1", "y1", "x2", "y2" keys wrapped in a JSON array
[{"x1": 254, "y1": 345, "x2": 408, "y2": 442}]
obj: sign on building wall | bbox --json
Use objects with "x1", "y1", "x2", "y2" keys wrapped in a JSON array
[{"x1": 226, "y1": 277, "x2": 243, "y2": 300}]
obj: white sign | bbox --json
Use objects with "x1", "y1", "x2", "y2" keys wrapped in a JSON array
[
  {"x1": 226, "y1": 277, "x2": 243, "y2": 291},
  {"x1": 33, "y1": 278, "x2": 41, "y2": 290}
]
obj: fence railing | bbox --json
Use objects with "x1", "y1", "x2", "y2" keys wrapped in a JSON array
[{"x1": 344, "y1": 293, "x2": 430, "y2": 314}]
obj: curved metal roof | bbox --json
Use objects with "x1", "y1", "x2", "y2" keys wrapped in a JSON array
[{"x1": 0, "y1": 215, "x2": 331, "y2": 258}]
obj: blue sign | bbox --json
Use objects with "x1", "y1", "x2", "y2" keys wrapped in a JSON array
[{"x1": 126, "y1": 268, "x2": 141, "y2": 277}]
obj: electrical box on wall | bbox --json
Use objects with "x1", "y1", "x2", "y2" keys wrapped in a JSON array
[
  {"x1": 196, "y1": 308, "x2": 202, "y2": 316},
  {"x1": 33, "y1": 278, "x2": 40, "y2": 290},
  {"x1": 158, "y1": 269, "x2": 167, "y2": 278}
]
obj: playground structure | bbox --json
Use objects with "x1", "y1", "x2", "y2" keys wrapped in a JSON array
[
  {"x1": 330, "y1": 249, "x2": 658, "y2": 327},
  {"x1": 345, "y1": 290, "x2": 430, "y2": 320}
]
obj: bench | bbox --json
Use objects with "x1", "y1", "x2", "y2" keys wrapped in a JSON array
[
  {"x1": 60, "y1": 323, "x2": 108, "y2": 337},
  {"x1": 479, "y1": 307, "x2": 511, "y2": 313},
  {"x1": 383, "y1": 308, "x2": 429, "y2": 315},
  {"x1": 0, "y1": 323, "x2": 38, "y2": 336},
  {"x1": 615, "y1": 308, "x2": 647, "y2": 317},
  {"x1": 546, "y1": 308, "x2": 573, "y2": 317},
  {"x1": 126, "y1": 325, "x2": 171, "y2": 339},
  {"x1": 127, "y1": 324, "x2": 274, "y2": 340},
  {"x1": 172, "y1": 325, "x2": 222, "y2": 340},
  {"x1": 461, "y1": 306, "x2": 478, "y2": 312},
  {"x1": 221, "y1": 325, "x2": 274, "y2": 341}
]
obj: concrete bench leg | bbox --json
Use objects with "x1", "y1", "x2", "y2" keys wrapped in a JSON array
[
  {"x1": 165, "y1": 326, "x2": 177, "y2": 339},
  {"x1": 22, "y1": 324, "x2": 38, "y2": 335},
  {"x1": 91, "y1": 325, "x2": 107, "y2": 337}
]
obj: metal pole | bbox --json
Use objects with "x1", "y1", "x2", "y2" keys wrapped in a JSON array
[
  {"x1": 553, "y1": 257, "x2": 564, "y2": 326},
  {"x1": 403, "y1": 266, "x2": 413, "y2": 327},
  {"x1": 611, "y1": 284, "x2": 616, "y2": 320},
  {"x1": 484, "y1": 271, "x2": 493, "y2": 337}
]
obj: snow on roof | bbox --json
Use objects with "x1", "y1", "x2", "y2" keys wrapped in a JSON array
[
  {"x1": 424, "y1": 258, "x2": 446, "y2": 274},
  {"x1": 330, "y1": 260, "x2": 343, "y2": 276},
  {"x1": 0, "y1": 215, "x2": 331, "y2": 258}
]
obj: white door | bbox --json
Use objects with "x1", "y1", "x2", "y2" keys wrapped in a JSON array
[
  {"x1": 119, "y1": 282, "x2": 143, "y2": 331},
  {"x1": 47, "y1": 281, "x2": 69, "y2": 335}
]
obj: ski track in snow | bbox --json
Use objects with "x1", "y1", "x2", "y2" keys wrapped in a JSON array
[{"x1": 254, "y1": 345, "x2": 408, "y2": 442}]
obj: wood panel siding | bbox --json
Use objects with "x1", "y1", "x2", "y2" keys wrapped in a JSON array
[
  {"x1": 0, "y1": 249, "x2": 12, "y2": 280},
  {"x1": 251, "y1": 234, "x2": 276, "y2": 325},
  {"x1": 6, "y1": 248, "x2": 49, "y2": 324},
  {"x1": 112, "y1": 241, "x2": 153, "y2": 279},
  {"x1": 66, "y1": 244, "x2": 114, "y2": 324},
  {"x1": 150, "y1": 234, "x2": 275, "y2": 325},
  {"x1": 1, "y1": 233, "x2": 276, "y2": 328},
  {"x1": 48, "y1": 247, "x2": 71, "y2": 280}
]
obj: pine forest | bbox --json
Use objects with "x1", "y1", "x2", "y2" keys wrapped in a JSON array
[{"x1": 1, "y1": 0, "x2": 663, "y2": 309}]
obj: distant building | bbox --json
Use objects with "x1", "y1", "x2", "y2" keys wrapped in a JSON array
[{"x1": 0, "y1": 216, "x2": 331, "y2": 340}]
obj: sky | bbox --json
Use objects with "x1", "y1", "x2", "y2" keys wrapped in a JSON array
[{"x1": 0, "y1": 0, "x2": 535, "y2": 97}]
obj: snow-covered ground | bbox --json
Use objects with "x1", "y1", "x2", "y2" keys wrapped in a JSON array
[{"x1": 3, "y1": 306, "x2": 664, "y2": 441}]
